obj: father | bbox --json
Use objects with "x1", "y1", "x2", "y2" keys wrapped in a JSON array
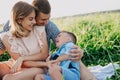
[{"x1": 0, "y1": 0, "x2": 96, "y2": 80}]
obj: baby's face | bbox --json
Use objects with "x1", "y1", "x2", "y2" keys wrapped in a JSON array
[{"x1": 55, "y1": 32, "x2": 70, "y2": 48}]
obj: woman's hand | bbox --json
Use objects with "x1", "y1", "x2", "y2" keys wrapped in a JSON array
[
  {"x1": 69, "y1": 45, "x2": 83, "y2": 61},
  {"x1": 10, "y1": 57, "x2": 24, "y2": 73}
]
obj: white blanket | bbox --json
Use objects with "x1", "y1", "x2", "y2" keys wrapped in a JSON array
[{"x1": 89, "y1": 63, "x2": 119, "y2": 80}]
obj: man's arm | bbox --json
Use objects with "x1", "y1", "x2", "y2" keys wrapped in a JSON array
[
  {"x1": 66, "y1": 45, "x2": 97, "y2": 80},
  {"x1": 69, "y1": 45, "x2": 83, "y2": 61},
  {"x1": 46, "y1": 21, "x2": 97, "y2": 80},
  {"x1": 79, "y1": 60, "x2": 97, "y2": 80},
  {"x1": 46, "y1": 21, "x2": 82, "y2": 61},
  {"x1": 0, "y1": 20, "x2": 10, "y2": 52},
  {"x1": 45, "y1": 21, "x2": 60, "y2": 46},
  {"x1": 2, "y1": 20, "x2": 10, "y2": 32}
]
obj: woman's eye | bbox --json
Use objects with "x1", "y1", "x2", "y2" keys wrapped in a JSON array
[{"x1": 29, "y1": 17, "x2": 33, "y2": 21}]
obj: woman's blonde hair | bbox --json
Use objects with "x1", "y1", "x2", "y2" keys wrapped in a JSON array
[{"x1": 10, "y1": 1, "x2": 35, "y2": 38}]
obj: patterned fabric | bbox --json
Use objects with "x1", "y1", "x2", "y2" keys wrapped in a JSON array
[
  {"x1": 0, "y1": 20, "x2": 60, "y2": 51},
  {"x1": 0, "y1": 20, "x2": 10, "y2": 50},
  {"x1": 0, "y1": 38, "x2": 5, "y2": 50}
]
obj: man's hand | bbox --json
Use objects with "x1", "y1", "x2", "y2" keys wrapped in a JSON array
[{"x1": 69, "y1": 45, "x2": 83, "y2": 61}]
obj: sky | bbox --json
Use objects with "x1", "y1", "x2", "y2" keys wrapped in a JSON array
[{"x1": 0, "y1": 0, "x2": 120, "y2": 24}]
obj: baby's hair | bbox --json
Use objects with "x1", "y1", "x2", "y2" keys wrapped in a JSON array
[{"x1": 61, "y1": 31, "x2": 77, "y2": 44}]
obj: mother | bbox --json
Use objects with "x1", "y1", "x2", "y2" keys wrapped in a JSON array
[
  {"x1": 1, "y1": 1, "x2": 49, "y2": 80},
  {"x1": 0, "y1": 0, "x2": 96, "y2": 80}
]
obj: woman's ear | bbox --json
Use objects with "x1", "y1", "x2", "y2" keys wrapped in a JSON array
[
  {"x1": 18, "y1": 20, "x2": 22, "y2": 24},
  {"x1": 17, "y1": 18, "x2": 22, "y2": 24}
]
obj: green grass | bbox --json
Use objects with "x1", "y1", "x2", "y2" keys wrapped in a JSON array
[
  {"x1": 0, "y1": 12, "x2": 120, "y2": 80},
  {"x1": 52, "y1": 12, "x2": 120, "y2": 80}
]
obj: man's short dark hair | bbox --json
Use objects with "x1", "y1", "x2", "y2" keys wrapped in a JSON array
[{"x1": 32, "y1": 0, "x2": 51, "y2": 16}]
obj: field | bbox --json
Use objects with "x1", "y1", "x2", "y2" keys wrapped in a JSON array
[
  {"x1": 52, "y1": 12, "x2": 120, "y2": 80},
  {"x1": 0, "y1": 12, "x2": 120, "y2": 80}
]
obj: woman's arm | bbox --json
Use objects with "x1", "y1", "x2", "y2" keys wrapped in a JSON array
[
  {"x1": 22, "y1": 61, "x2": 48, "y2": 68},
  {"x1": 2, "y1": 31, "x2": 49, "y2": 68},
  {"x1": 22, "y1": 31, "x2": 49, "y2": 61},
  {"x1": 2, "y1": 35, "x2": 20, "y2": 60},
  {"x1": 21, "y1": 31, "x2": 49, "y2": 68}
]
